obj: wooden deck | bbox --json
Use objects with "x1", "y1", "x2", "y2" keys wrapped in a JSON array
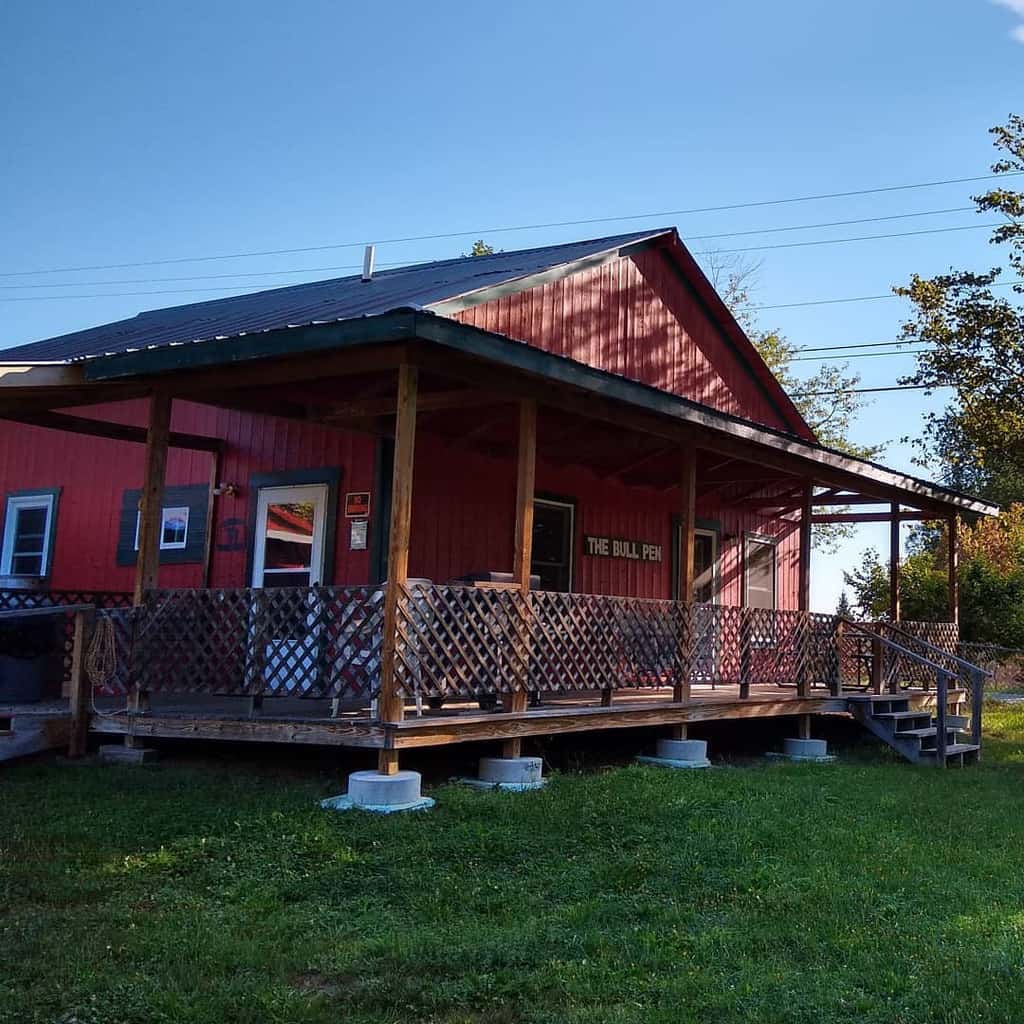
[{"x1": 78, "y1": 685, "x2": 960, "y2": 752}]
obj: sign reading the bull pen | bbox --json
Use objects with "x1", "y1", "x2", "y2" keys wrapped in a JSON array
[{"x1": 584, "y1": 534, "x2": 663, "y2": 563}]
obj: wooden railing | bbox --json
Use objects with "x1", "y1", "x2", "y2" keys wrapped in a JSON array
[{"x1": 394, "y1": 584, "x2": 844, "y2": 700}]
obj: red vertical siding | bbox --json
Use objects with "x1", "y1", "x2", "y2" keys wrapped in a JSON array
[
  {"x1": 0, "y1": 399, "x2": 377, "y2": 591},
  {"x1": 453, "y1": 250, "x2": 797, "y2": 434}
]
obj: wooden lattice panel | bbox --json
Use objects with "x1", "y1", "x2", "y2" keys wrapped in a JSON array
[{"x1": 133, "y1": 586, "x2": 385, "y2": 700}]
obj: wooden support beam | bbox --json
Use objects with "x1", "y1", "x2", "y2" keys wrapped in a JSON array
[
  {"x1": 378, "y1": 364, "x2": 418, "y2": 774},
  {"x1": 504, "y1": 399, "x2": 537, "y2": 756},
  {"x1": 735, "y1": 488, "x2": 804, "y2": 510},
  {"x1": 890, "y1": 503, "x2": 901, "y2": 623},
  {"x1": 798, "y1": 483, "x2": 812, "y2": 612},
  {"x1": 673, "y1": 445, "x2": 697, "y2": 735},
  {"x1": 325, "y1": 389, "x2": 504, "y2": 422},
  {"x1": 67, "y1": 608, "x2": 95, "y2": 758},
  {"x1": 810, "y1": 493, "x2": 901, "y2": 506},
  {"x1": 0, "y1": 409, "x2": 223, "y2": 452},
  {"x1": 601, "y1": 444, "x2": 672, "y2": 481},
  {"x1": 133, "y1": 394, "x2": 171, "y2": 606},
  {"x1": 948, "y1": 516, "x2": 959, "y2": 625},
  {"x1": 812, "y1": 511, "x2": 940, "y2": 525},
  {"x1": 201, "y1": 449, "x2": 220, "y2": 588}
]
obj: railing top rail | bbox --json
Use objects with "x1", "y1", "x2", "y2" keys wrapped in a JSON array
[
  {"x1": 0, "y1": 603, "x2": 95, "y2": 620},
  {"x1": 840, "y1": 617, "x2": 991, "y2": 679}
]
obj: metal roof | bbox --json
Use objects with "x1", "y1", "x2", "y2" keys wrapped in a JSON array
[{"x1": 0, "y1": 230, "x2": 667, "y2": 363}]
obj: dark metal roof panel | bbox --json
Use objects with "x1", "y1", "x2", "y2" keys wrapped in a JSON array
[{"x1": 1, "y1": 230, "x2": 668, "y2": 363}]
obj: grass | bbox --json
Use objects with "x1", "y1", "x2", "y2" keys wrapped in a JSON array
[{"x1": 4, "y1": 708, "x2": 1024, "y2": 1024}]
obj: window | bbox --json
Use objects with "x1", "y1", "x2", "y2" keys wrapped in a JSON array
[
  {"x1": 1, "y1": 491, "x2": 58, "y2": 577},
  {"x1": 134, "y1": 506, "x2": 190, "y2": 551},
  {"x1": 531, "y1": 498, "x2": 575, "y2": 592},
  {"x1": 744, "y1": 535, "x2": 776, "y2": 611}
]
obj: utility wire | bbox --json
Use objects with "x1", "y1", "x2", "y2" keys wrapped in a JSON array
[
  {"x1": 791, "y1": 382, "x2": 956, "y2": 396},
  {"x1": 0, "y1": 206, "x2": 982, "y2": 290},
  {"x1": 0, "y1": 222, "x2": 1011, "y2": 302},
  {"x1": 753, "y1": 278, "x2": 1023, "y2": 310},
  {"x1": 0, "y1": 171, "x2": 1017, "y2": 278},
  {"x1": 790, "y1": 348, "x2": 930, "y2": 362},
  {"x1": 792, "y1": 339, "x2": 919, "y2": 353}
]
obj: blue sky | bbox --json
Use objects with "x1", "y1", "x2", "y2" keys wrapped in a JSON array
[{"x1": 1, "y1": 0, "x2": 1020, "y2": 610}]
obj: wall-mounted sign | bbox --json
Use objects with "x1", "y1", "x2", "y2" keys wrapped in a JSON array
[
  {"x1": 344, "y1": 491, "x2": 370, "y2": 518},
  {"x1": 350, "y1": 518, "x2": 368, "y2": 551},
  {"x1": 584, "y1": 534, "x2": 662, "y2": 563}
]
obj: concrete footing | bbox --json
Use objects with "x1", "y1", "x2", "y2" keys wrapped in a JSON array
[
  {"x1": 456, "y1": 755, "x2": 546, "y2": 791},
  {"x1": 768, "y1": 737, "x2": 835, "y2": 763},
  {"x1": 320, "y1": 769, "x2": 435, "y2": 814},
  {"x1": 637, "y1": 738, "x2": 711, "y2": 770},
  {"x1": 98, "y1": 744, "x2": 159, "y2": 765}
]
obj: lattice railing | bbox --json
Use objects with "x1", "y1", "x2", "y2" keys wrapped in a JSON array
[
  {"x1": 392, "y1": 584, "x2": 844, "y2": 698},
  {"x1": 0, "y1": 589, "x2": 133, "y2": 693},
  {"x1": 132, "y1": 586, "x2": 385, "y2": 700},
  {"x1": 881, "y1": 620, "x2": 961, "y2": 688},
  {"x1": 959, "y1": 642, "x2": 1024, "y2": 692}
]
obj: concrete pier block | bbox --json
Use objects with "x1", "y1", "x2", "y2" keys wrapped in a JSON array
[
  {"x1": 770, "y1": 737, "x2": 835, "y2": 763},
  {"x1": 637, "y1": 737, "x2": 711, "y2": 769},
  {"x1": 320, "y1": 769, "x2": 435, "y2": 814},
  {"x1": 456, "y1": 756, "x2": 546, "y2": 791},
  {"x1": 98, "y1": 744, "x2": 159, "y2": 765}
]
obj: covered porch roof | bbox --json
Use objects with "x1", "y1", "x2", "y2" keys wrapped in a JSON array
[{"x1": 0, "y1": 308, "x2": 999, "y2": 519}]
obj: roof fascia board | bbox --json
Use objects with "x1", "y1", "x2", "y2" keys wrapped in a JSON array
[
  {"x1": 424, "y1": 233, "x2": 668, "y2": 316},
  {"x1": 83, "y1": 311, "x2": 418, "y2": 382},
  {"x1": 0, "y1": 364, "x2": 85, "y2": 388}
]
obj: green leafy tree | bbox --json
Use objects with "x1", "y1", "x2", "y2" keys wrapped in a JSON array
[
  {"x1": 835, "y1": 590, "x2": 853, "y2": 618},
  {"x1": 465, "y1": 239, "x2": 496, "y2": 257},
  {"x1": 896, "y1": 114, "x2": 1024, "y2": 506}
]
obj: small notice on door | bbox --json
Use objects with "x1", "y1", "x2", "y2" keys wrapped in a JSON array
[
  {"x1": 350, "y1": 518, "x2": 368, "y2": 551},
  {"x1": 345, "y1": 491, "x2": 370, "y2": 518}
]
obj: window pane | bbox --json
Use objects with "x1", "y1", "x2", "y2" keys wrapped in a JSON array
[
  {"x1": 264, "y1": 502, "x2": 315, "y2": 570},
  {"x1": 693, "y1": 534, "x2": 716, "y2": 603},
  {"x1": 531, "y1": 503, "x2": 572, "y2": 592},
  {"x1": 11, "y1": 552, "x2": 43, "y2": 576},
  {"x1": 746, "y1": 540, "x2": 775, "y2": 610},
  {"x1": 14, "y1": 508, "x2": 46, "y2": 547}
]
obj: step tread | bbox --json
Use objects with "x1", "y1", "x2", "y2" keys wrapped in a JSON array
[
  {"x1": 874, "y1": 711, "x2": 935, "y2": 720},
  {"x1": 920, "y1": 743, "x2": 981, "y2": 757}
]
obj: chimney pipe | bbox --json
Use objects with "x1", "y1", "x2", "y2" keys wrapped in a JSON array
[{"x1": 361, "y1": 244, "x2": 375, "y2": 282}]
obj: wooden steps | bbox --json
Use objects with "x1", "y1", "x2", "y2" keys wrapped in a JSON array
[{"x1": 848, "y1": 692, "x2": 980, "y2": 766}]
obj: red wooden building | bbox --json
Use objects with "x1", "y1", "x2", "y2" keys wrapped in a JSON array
[{"x1": 0, "y1": 229, "x2": 998, "y2": 773}]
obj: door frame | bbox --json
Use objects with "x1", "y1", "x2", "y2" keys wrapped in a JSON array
[
  {"x1": 672, "y1": 516, "x2": 721, "y2": 602},
  {"x1": 245, "y1": 467, "x2": 341, "y2": 586},
  {"x1": 250, "y1": 483, "x2": 329, "y2": 588},
  {"x1": 533, "y1": 492, "x2": 577, "y2": 593}
]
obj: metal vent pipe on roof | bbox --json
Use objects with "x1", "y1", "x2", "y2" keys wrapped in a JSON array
[{"x1": 361, "y1": 245, "x2": 375, "y2": 282}]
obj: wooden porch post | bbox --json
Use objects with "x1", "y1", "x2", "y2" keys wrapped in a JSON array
[
  {"x1": 947, "y1": 516, "x2": 960, "y2": 626},
  {"x1": 503, "y1": 398, "x2": 537, "y2": 758},
  {"x1": 127, "y1": 393, "x2": 171, "y2": 742},
  {"x1": 133, "y1": 393, "x2": 171, "y2": 607},
  {"x1": 673, "y1": 444, "x2": 697, "y2": 739},
  {"x1": 378, "y1": 364, "x2": 418, "y2": 775},
  {"x1": 797, "y1": 481, "x2": 812, "y2": 717},
  {"x1": 889, "y1": 503, "x2": 901, "y2": 623}
]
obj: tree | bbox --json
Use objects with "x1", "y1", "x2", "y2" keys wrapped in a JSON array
[
  {"x1": 896, "y1": 114, "x2": 1024, "y2": 506},
  {"x1": 835, "y1": 590, "x2": 853, "y2": 618},
  {"x1": 710, "y1": 253, "x2": 878, "y2": 460},
  {"x1": 465, "y1": 240, "x2": 496, "y2": 257}
]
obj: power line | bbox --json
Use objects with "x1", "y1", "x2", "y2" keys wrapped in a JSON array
[
  {"x1": 792, "y1": 339, "x2": 918, "y2": 353},
  {"x1": 790, "y1": 347, "x2": 930, "y2": 362},
  {"x1": 692, "y1": 221, "x2": 996, "y2": 257},
  {"x1": 0, "y1": 207, "x2": 981, "y2": 290},
  {"x1": 0, "y1": 171, "x2": 1018, "y2": 279},
  {"x1": 791, "y1": 382, "x2": 955, "y2": 396},
  {"x1": 753, "y1": 278, "x2": 1023, "y2": 310}
]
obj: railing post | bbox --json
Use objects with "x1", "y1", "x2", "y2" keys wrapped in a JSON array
[
  {"x1": 832, "y1": 618, "x2": 844, "y2": 696},
  {"x1": 797, "y1": 610, "x2": 810, "y2": 699},
  {"x1": 739, "y1": 608, "x2": 751, "y2": 700},
  {"x1": 67, "y1": 608, "x2": 95, "y2": 758},
  {"x1": 935, "y1": 669, "x2": 949, "y2": 767},
  {"x1": 870, "y1": 635, "x2": 884, "y2": 695},
  {"x1": 971, "y1": 668, "x2": 984, "y2": 752}
]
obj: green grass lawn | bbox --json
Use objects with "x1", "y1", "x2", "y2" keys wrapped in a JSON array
[{"x1": 4, "y1": 708, "x2": 1024, "y2": 1024}]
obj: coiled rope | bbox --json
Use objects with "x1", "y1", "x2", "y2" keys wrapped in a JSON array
[{"x1": 84, "y1": 615, "x2": 129, "y2": 717}]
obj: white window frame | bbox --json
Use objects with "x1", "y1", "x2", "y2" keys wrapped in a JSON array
[
  {"x1": 743, "y1": 533, "x2": 777, "y2": 611},
  {"x1": 134, "y1": 506, "x2": 191, "y2": 552},
  {"x1": 1, "y1": 492, "x2": 57, "y2": 577}
]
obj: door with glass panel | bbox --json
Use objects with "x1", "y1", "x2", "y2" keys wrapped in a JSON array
[
  {"x1": 250, "y1": 485, "x2": 328, "y2": 694},
  {"x1": 687, "y1": 528, "x2": 720, "y2": 684}
]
